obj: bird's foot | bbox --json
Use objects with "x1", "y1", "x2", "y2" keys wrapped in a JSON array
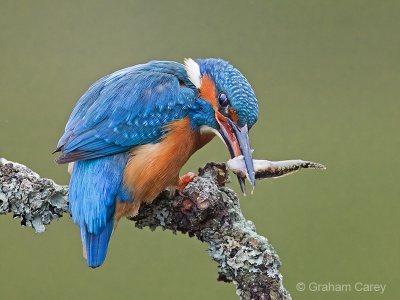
[{"x1": 178, "y1": 172, "x2": 197, "y2": 192}]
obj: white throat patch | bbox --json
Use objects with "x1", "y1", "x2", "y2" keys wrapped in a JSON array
[{"x1": 184, "y1": 58, "x2": 201, "y2": 89}]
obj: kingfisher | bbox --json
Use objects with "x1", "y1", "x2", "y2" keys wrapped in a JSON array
[{"x1": 54, "y1": 58, "x2": 259, "y2": 268}]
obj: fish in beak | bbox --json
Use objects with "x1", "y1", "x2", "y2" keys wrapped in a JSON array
[{"x1": 215, "y1": 112, "x2": 255, "y2": 194}]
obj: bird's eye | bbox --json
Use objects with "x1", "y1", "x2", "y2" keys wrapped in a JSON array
[{"x1": 218, "y1": 92, "x2": 230, "y2": 107}]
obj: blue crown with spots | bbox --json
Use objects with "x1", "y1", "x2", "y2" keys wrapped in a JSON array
[{"x1": 195, "y1": 58, "x2": 259, "y2": 129}]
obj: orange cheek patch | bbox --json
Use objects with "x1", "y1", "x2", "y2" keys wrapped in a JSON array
[{"x1": 199, "y1": 75, "x2": 218, "y2": 109}]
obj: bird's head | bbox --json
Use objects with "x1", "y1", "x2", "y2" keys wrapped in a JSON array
[{"x1": 185, "y1": 58, "x2": 259, "y2": 193}]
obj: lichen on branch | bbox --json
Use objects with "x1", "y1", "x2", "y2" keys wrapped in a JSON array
[
  {"x1": 0, "y1": 158, "x2": 291, "y2": 300},
  {"x1": 0, "y1": 158, "x2": 69, "y2": 232}
]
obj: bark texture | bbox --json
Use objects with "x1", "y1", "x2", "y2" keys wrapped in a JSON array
[{"x1": 0, "y1": 158, "x2": 291, "y2": 300}]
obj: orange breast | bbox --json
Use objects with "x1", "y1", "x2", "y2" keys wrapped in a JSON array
[{"x1": 115, "y1": 117, "x2": 214, "y2": 221}]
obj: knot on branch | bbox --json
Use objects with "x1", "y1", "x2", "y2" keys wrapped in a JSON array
[
  {"x1": 132, "y1": 162, "x2": 291, "y2": 300},
  {"x1": 133, "y1": 162, "x2": 231, "y2": 236}
]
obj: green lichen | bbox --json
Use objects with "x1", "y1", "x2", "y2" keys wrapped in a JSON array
[
  {"x1": 133, "y1": 163, "x2": 292, "y2": 300},
  {"x1": 0, "y1": 158, "x2": 69, "y2": 233},
  {"x1": 1, "y1": 158, "x2": 291, "y2": 299}
]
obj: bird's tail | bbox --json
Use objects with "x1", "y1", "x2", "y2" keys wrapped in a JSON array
[
  {"x1": 68, "y1": 153, "x2": 131, "y2": 268},
  {"x1": 81, "y1": 219, "x2": 114, "y2": 268}
]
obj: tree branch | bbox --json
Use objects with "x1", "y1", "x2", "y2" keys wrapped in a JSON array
[{"x1": 0, "y1": 158, "x2": 291, "y2": 300}]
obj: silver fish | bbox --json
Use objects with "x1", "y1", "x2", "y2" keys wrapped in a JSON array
[{"x1": 227, "y1": 155, "x2": 326, "y2": 182}]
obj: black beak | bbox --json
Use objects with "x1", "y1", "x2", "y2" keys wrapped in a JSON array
[{"x1": 215, "y1": 112, "x2": 256, "y2": 194}]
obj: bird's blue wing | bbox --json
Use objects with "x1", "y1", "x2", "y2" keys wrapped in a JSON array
[{"x1": 55, "y1": 61, "x2": 196, "y2": 163}]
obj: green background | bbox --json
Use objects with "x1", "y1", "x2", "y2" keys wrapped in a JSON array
[{"x1": 1, "y1": 1, "x2": 398, "y2": 299}]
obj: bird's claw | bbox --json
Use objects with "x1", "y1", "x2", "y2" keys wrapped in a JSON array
[{"x1": 178, "y1": 172, "x2": 197, "y2": 192}]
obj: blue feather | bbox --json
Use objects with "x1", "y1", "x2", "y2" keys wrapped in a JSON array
[
  {"x1": 56, "y1": 61, "x2": 197, "y2": 164},
  {"x1": 69, "y1": 153, "x2": 130, "y2": 267},
  {"x1": 84, "y1": 219, "x2": 114, "y2": 268}
]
